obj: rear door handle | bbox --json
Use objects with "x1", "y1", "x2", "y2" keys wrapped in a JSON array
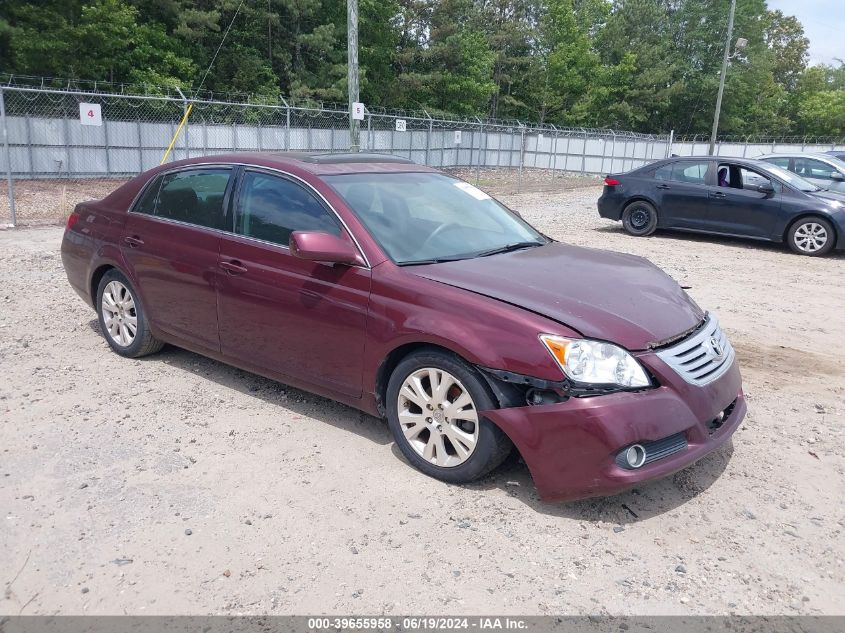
[
  {"x1": 219, "y1": 260, "x2": 248, "y2": 275},
  {"x1": 124, "y1": 235, "x2": 144, "y2": 248},
  {"x1": 711, "y1": 191, "x2": 726, "y2": 198},
  {"x1": 656, "y1": 184, "x2": 670, "y2": 190}
]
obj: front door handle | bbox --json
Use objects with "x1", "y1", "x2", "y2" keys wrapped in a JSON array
[
  {"x1": 711, "y1": 191, "x2": 726, "y2": 198},
  {"x1": 656, "y1": 184, "x2": 670, "y2": 190},
  {"x1": 124, "y1": 235, "x2": 144, "y2": 248},
  {"x1": 219, "y1": 260, "x2": 248, "y2": 275}
]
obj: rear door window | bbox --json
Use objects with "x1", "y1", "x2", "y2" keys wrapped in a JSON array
[
  {"x1": 133, "y1": 176, "x2": 163, "y2": 215},
  {"x1": 672, "y1": 161, "x2": 709, "y2": 184},
  {"x1": 793, "y1": 158, "x2": 836, "y2": 180},
  {"x1": 235, "y1": 171, "x2": 341, "y2": 247},
  {"x1": 153, "y1": 169, "x2": 232, "y2": 229},
  {"x1": 654, "y1": 161, "x2": 709, "y2": 184}
]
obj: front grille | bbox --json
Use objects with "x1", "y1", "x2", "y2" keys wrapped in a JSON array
[
  {"x1": 655, "y1": 314, "x2": 735, "y2": 386},
  {"x1": 615, "y1": 432, "x2": 688, "y2": 469}
]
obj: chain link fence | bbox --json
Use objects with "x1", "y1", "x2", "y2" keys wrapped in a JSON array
[
  {"x1": 674, "y1": 134, "x2": 845, "y2": 158},
  {"x1": 2, "y1": 80, "x2": 844, "y2": 226}
]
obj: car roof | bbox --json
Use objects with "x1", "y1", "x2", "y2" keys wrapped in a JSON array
[
  {"x1": 160, "y1": 152, "x2": 437, "y2": 176},
  {"x1": 648, "y1": 155, "x2": 776, "y2": 170},
  {"x1": 756, "y1": 152, "x2": 839, "y2": 161}
]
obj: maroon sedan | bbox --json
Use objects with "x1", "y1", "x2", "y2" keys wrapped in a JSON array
[{"x1": 61, "y1": 152, "x2": 745, "y2": 502}]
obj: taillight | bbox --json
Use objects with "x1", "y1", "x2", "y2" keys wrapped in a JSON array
[
  {"x1": 604, "y1": 177, "x2": 621, "y2": 186},
  {"x1": 66, "y1": 211, "x2": 81, "y2": 230}
]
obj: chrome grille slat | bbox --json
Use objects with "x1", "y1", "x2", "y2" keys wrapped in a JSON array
[{"x1": 655, "y1": 314, "x2": 735, "y2": 386}]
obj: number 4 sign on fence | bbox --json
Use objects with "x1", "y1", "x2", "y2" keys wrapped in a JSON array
[{"x1": 79, "y1": 103, "x2": 102, "y2": 126}]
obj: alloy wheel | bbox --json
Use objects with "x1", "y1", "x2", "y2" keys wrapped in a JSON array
[
  {"x1": 397, "y1": 368, "x2": 479, "y2": 468},
  {"x1": 101, "y1": 280, "x2": 138, "y2": 347},
  {"x1": 793, "y1": 222, "x2": 828, "y2": 253}
]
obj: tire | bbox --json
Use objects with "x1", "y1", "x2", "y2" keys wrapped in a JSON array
[
  {"x1": 622, "y1": 200, "x2": 658, "y2": 236},
  {"x1": 787, "y1": 217, "x2": 835, "y2": 256},
  {"x1": 96, "y1": 269, "x2": 164, "y2": 358},
  {"x1": 386, "y1": 349, "x2": 512, "y2": 484}
]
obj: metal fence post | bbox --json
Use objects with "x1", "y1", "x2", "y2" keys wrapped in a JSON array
[
  {"x1": 103, "y1": 111, "x2": 112, "y2": 176},
  {"x1": 424, "y1": 111, "x2": 432, "y2": 166},
  {"x1": 549, "y1": 124, "x2": 558, "y2": 178},
  {"x1": 176, "y1": 87, "x2": 189, "y2": 160},
  {"x1": 280, "y1": 96, "x2": 290, "y2": 151},
  {"x1": 610, "y1": 131, "x2": 617, "y2": 173},
  {"x1": 580, "y1": 128, "x2": 587, "y2": 175},
  {"x1": 474, "y1": 117, "x2": 483, "y2": 185},
  {"x1": 137, "y1": 118, "x2": 144, "y2": 171},
  {"x1": 0, "y1": 87, "x2": 16, "y2": 226},
  {"x1": 367, "y1": 110, "x2": 372, "y2": 152},
  {"x1": 518, "y1": 123, "x2": 526, "y2": 193},
  {"x1": 666, "y1": 129, "x2": 674, "y2": 158}
]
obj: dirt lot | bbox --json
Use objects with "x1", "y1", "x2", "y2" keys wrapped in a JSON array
[{"x1": 1, "y1": 185, "x2": 843, "y2": 616}]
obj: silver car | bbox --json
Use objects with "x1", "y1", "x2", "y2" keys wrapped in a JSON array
[{"x1": 757, "y1": 153, "x2": 845, "y2": 193}]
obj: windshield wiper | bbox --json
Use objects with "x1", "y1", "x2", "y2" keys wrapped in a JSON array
[
  {"x1": 397, "y1": 255, "x2": 470, "y2": 266},
  {"x1": 475, "y1": 241, "x2": 545, "y2": 258}
]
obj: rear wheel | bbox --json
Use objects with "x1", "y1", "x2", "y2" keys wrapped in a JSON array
[
  {"x1": 96, "y1": 269, "x2": 163, "y2": 358},
  {"x1": 788, "y1": 217, "x2": 834, "y2": 256},
  {"x1": 386, "y1": 350, "x2": 512, "y2": 483},
  {"x1": 622, "y1": 201, "x2": 658, "y2": 236}
]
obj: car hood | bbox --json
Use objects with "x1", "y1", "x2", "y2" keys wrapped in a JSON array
[
  {"x1": 409, "y1": 242, "x2": 705, "y2": 350},
  {"x1": 809, "y1": 189, "x2": 845, "y2": 205}
]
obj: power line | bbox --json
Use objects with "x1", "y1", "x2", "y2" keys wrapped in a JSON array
[{"x1": 193, "y1": 0, "x2": 247, "y2": 99}]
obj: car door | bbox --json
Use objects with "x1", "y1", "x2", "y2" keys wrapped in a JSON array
[
  {"x1": 793, "y1": 157, "x2": 845, "y2": 193},
  {"x1": 707, "y1": 163, "x2": 780, "y2": 238},
  {"x1": 652, "y1": 160, "x2": 712, "y2": 229},
  {"x1": 216, "y1": 168, "x2": 370, "y2": 397},
  {"x1": 121, "y1": 167, "x2": 233, "y2": 353}
]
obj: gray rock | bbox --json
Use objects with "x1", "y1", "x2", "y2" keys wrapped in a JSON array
[
  {"x1": 675, "y1": 564, "x2": 687, "y2": 574},
  {"x1": 184, "y1": 528, "x2": 193, "y2": 536}
]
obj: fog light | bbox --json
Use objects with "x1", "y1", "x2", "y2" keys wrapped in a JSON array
[{"x1": 625, "y1": 444, "x2": 647, "y2": 469}]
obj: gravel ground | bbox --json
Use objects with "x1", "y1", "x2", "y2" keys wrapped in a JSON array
[{"x1": 1, "y1": 185, "x2": 844, "y2": 616}]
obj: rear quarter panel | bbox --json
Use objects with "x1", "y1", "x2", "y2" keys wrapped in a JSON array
[{"x1": 61, "y1": 173, "x2": 152, "y2": 306}]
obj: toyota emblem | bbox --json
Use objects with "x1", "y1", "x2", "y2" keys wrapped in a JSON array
[{"x1": 709, "y1": 336, "x2": 724, "y2": 359}]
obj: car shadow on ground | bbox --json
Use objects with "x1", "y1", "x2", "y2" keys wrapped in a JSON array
[
  {"x1": 87, "y1": 319, "x2": 394, "y2": 447},
  {"x1": 88, "y1": 318, "x2": 733, "y2": 523},
  {"x1": 595, "y1": 224, "x2": 845, "y2": 259}
]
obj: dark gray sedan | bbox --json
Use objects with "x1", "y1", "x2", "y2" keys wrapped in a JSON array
[
  {"x1": 758, "y1": 153, "x2": 845, "y2": 194},
  {"x1": 597, "y1": 156, "x2": 845, "y2": 256}
]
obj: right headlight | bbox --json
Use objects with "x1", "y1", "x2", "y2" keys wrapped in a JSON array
[{"x1": 539, "y1": 334, "x2": 651, "y2": 388}]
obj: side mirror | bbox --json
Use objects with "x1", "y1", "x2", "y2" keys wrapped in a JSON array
[
  {"x1": 756, "y1": 182, "x2": 775, "y2": 194},
  {"x1": 289, "y1": 231, "x2": 364, "y2": 266},
  {"x1": 831, "y1": 172, "x2": 845, "y2": 181}
]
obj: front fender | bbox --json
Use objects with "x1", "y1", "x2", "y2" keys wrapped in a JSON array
[{"x1": 363, "y1": 264, "x2": 575, "y2": 401}]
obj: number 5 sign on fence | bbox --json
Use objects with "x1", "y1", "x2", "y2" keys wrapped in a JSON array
[{"x1": 79, "y1": 103, "x2": 102, "y2": 126}]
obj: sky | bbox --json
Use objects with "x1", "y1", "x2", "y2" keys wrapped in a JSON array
[{"x1": 766, "y1": 0, "x2": 842, "y2": 66}]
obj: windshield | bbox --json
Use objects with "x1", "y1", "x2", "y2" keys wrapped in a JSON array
[
  {"x1": 762, "y1": 164, "x2": 821, "y2": 192},
  {"x1": 324, "y1": 172, "x2": 548, "y2": 264}
]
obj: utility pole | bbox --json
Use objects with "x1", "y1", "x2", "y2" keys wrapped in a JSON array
[
  {"x1": 709, "y1": 0, "x2": 736, "y2": 156},
  {"x1": 347, "y1": 0, "x2": 360, "y2": 152}
]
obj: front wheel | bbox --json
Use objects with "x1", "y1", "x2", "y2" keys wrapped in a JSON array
[
  {"x1": 386, "y1": 350, "x2": 512, "y2": 484},
  {"x1": 622, "y1": 201, "x2": 658, "y2": 236},
  {"x1": 788, "y1": 217, "x2": 835, "y2": 256}
]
